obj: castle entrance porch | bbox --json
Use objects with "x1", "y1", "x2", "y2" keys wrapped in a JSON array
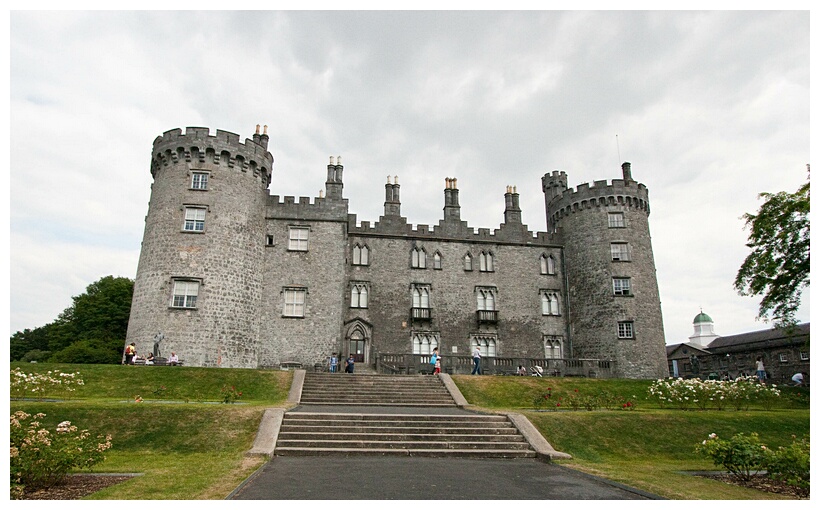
[{"x1": 345, "y1": 320, "x2": 371, "y2": 364}]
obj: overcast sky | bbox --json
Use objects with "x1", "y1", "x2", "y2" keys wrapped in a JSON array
[{"x1": 6, "y1": 9, "x2": 812, "y2": 346}]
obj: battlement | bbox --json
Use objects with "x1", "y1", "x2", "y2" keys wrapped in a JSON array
[
  {"x1": 347, "y1": 213, "x2": 555, "y2": 246},
  {"x1": 266, "y1": 194, "x2": 349, "y2": 221},
  {"x1": 151, "y1": 126, "x2": 274, "y2": 185}
]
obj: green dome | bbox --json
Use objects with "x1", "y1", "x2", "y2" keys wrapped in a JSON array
[{"x1": 693, "y1": 312, "x2": 713, "y2": 324}]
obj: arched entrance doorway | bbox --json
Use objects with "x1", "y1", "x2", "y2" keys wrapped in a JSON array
[{"x1": 345, "y1": 320, "x2": 371, "y2": 364}]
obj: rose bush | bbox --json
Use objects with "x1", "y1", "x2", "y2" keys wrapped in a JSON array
[{"x1": 10, "y1": 411, "x2": 113, "y2": 499}]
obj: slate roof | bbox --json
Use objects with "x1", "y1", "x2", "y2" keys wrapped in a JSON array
[{"x1": 706, "y1": 323, "x2": 810, "y2": 353}]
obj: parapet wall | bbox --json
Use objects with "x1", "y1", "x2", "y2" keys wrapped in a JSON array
[
  {"x1": 266, "y1": 195, "x2": 349, "y2": 221},
  {"x1": 151, "y1": 127, "x2": 274, "y2": 186},
  {"x1": 347, "y1": 214, "x2": 556, "y2": 246},
  {"x1": 547, "y1": 179, "x2": 650, "y2": 227}
]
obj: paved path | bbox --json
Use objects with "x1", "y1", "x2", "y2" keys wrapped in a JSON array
[
  {"x1": 229, "y1": 456, "x2": 659, "y2": 500},
  {"x1": 231, "y1": 373, "x2": 661, "y2": 500}
]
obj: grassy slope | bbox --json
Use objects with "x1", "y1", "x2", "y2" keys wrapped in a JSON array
[
  {"x1": 9, "y1": 365, "x2": 810, "y2": 500},
  {"x1": 452, "y1": 375, "x2": 810, "y2": 500},
  {"x1": 10, "y1": 363, "x2": 293, "y2": 499}
]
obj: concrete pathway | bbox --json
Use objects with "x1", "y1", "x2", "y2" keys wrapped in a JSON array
[
  {"x1": 232, "y1": 370, "x2": 662, "y2": 500},
  {"x1": 229, "y1": 456, "x2": 659, "y2": 500}
]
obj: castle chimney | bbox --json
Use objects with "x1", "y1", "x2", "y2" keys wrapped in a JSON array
[
  {"x1": 259, "y1": 124, "x2": 269, "y2": 150},
  {"x1": 443, "y1": 177, "x2": 461, "y2": 222},
  {"x1": 384, "y1": 175, "x2": 401, "y2": 216},
  {"x1": 504, "y1": 185, "x2": 522, "y2": 225},
  {"x1": 622, "y1": 161, "x2": 632, "y2": 182},
  {"x1": 325, "y1": 154, "x2": 344, "y2": 200}
]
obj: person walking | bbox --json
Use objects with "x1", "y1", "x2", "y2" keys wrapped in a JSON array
[
  {"x1": 330, "y1": 353, "x2": 338, "y2": 373},
  {"x1": 434, "y1": 351, "x2": 442, "y2": 375},
  {"x1": 430, "y1": 348, "x2": 438, "y2": 375},
  {"x1": 345, "y1": 354, "x2": 355, "y2": 374},
  {"x1": 471, "y1": 345, "x2": 482, "y2": 375},
  {"x1": 755, "y1": 356, "x2": 766, "y2": 384}
]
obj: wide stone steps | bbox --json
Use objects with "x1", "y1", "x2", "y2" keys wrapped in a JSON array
[
  {"x1": 300, "y1": 373, "x2": 456, "y2": 407},
  {"x1": 275, "y1": 412, "x2": 536, "y2": 458}
]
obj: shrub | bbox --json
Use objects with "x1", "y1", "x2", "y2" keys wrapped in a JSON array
[
  {"x1": 763, "y1": 435, "x2": 810, "y2": 489},
  {"x1": 648, "y1": 376, "x2": 781, "y2": 411},
  {"x1": 10, "y1": 411, "x2": 113, "y2": 498},
  {"x1": 220, "y1": 385, "x2": 242, "y2": 404},
  {"x1": 695, "y1": 432, "x2": 767, "y2": 481},
  {"x1": 21, "y1": 350, "x2": 52, "y2": 363},
  {"x1": 10, "y1": 368, "x2": 85, "y2": 400}
]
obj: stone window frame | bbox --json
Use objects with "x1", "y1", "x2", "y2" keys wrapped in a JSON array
[
  {"x1": 463, "y1": 252, "x2": 473, "y2": 271},
  {"x1": 412, "y1": 331, "x2": 439, "y2": 355},
  {"x1": 540, "y1": 290, "x2": 561, "y2": 316},
  {"x1": 190, "y1": 171, "x2": 209, "y2": 190},
  {"x1": 613, "y1": 277, "x2": 632, "y2": 296},
  {"x1": 288, "y1": 226, "x2": 310, "y2": 252},
  {"x1": 608, "y1": 212, "x2": 625, "y2": 228},
  {"x1": 479, "y1": 251, "x2": 495, "y2": 272},
  {"x1": 352, "y1": 244, "x2": 370, "y2": 266},
  {"x1": 411, "y1": 283, "x2": 432, "y2": 309},
  {"x1": 617, "y1": 321, "x2": 635, "y2": 339},
  {"x1": 411, "y1": 246, "x2": 427, "y2": 269},
  {"x1": 170, "y1": 278, "x2": 201, "y2": 309},
  {"x1": 432, "y1": 251, "x2": 443, "y2": 270},
  {"x1": 610, "y1": 242, "x2": 631, "y2": 262},
  {"x1": 470, "y1": 334, "x2": 497, "y2": 357},
  {"x1": 778, "y1": 353, "x2": 788, "y2": 363},
  {"x1": 800, "y1": 351, "x2": 809, "y2": 361},
  {"x1": 540, "y1": 254, "x2": 556, "y2": 275},
  {"x1": 182, "y1": 205, "x2": 207, "y2": 233},
  {"x1": 265, "y1": 234, "x2": 275, "y2": 247},
  {"x1": 350, "y1": 282, "x2": 369, "y2": 309},
  {"x1": 544, "y1": 335, "x2": 563, "y2": 359},
  {"x1": 282, "y1": 286, "x2": 307, "y2": 317},
  {"x1": 476, "y1": 286, "x2": 497, "y2": 311}
]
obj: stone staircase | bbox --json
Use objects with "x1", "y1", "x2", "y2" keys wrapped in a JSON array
[
  {"x1": 274, "y1": 412, "x2": 536, "y2": 458},
  {"x1": 273, "y1": 372, "x2": 538, "y2": 458},
  {"x1": 299, "y1": 372, "x2": 456, "y2": 406}
]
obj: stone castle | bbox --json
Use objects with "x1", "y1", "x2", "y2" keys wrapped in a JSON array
[{"x1": 125, "y1": 126, "x2": 669, "y2": 379}]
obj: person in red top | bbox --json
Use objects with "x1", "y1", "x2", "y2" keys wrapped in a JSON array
[{"x1": 124, "y1": 343, "x2": 136, "y2": 365}]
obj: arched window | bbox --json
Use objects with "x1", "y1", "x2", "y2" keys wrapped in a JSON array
[
  {"x1": 479, "y1": 251, "x2": 494, "y2": 272},
  {"x1": 540, "y1": 290, "x2": 560, "y2": 315},
  {"x1": 476, "y1": 287, "x2": 496, "y2": 311},
  {"x1": 540, "y1": 254, "x2": 556, "y2": 275},
  {"x1": 544, "y1": 336, "x2": 563, "y2": 359},
  {"x1": 350, "y1": 283, "x2": 368, "y2": 308},
  {"x1": 413, "y1": 333, "x2": 439, "y2": 354},
  {"x1": 412, "y1": 285, "x2": 430, "y2": 309},
  {"x1": 463, "y1": 253, "x2": 473, "y2": 271},
  {"x1": 471, "y1": 335, "x2": 497, "y2": 357},
  {"x1": 411, "y1": 247, "x2": 427, "y2": 268},
  {"x1": 352, "y1": 244, "x2": 370, "y2": 266},
  {"x1": 433, "y1": 251, "x2": 442, "y2": 269}
]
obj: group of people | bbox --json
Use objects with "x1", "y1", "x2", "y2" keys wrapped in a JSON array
[
  {"x1": 756, "y1": 356, "x2": 806, "y2": 386},
  {"x1": 329, "y1": 353, "x2": 357, "y2": 373},
  {"x1": 123, "y1": 342, "x2": 179, "y2": 366}
]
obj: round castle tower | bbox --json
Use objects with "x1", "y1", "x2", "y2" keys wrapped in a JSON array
[
  {"x1": 542, "y1": 162, "x2": 668, "y2": 379},
  {"x1": 125, "y1": 126, "x2": 273, "y2": 367}
]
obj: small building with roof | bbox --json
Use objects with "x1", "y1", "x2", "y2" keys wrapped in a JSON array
[{"x1": 666, "y1": 312, "x2": 809, "y2": 384}]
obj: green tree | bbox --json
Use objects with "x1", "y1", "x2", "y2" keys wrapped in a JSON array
[
  {"x1": 10, "y1": 275, "x2": 134, "y2": 363},
  {"x1": 734, "y1": 168, "x2": 810, "y2": 327}
]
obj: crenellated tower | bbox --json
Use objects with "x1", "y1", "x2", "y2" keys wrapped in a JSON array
[
  {"x1": 126, "y1": 126, "x2": 273, "y2": 367},
  {"x1": 542, "y1": 162, "x2": 668, "y2": 379}
]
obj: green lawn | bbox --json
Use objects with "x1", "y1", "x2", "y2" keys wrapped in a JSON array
[
  {"x1": 452, "y1": 374, "x2": 810, "y2": 500},
  {"x1": 9, "y1": 365, "x2": 810, "y2": 500}
]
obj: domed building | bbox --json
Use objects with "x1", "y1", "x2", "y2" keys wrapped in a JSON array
[
  {"x1": 688, "y1": 311, "x2": 719, "y2": 347},
  {"x1": 666, "y1": 312, "x2": 810, "y2": 384}
]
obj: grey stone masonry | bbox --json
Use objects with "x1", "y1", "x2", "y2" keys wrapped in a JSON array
[{"x1": 126, "y1": 127, "x2": 667, "y2": 379}]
